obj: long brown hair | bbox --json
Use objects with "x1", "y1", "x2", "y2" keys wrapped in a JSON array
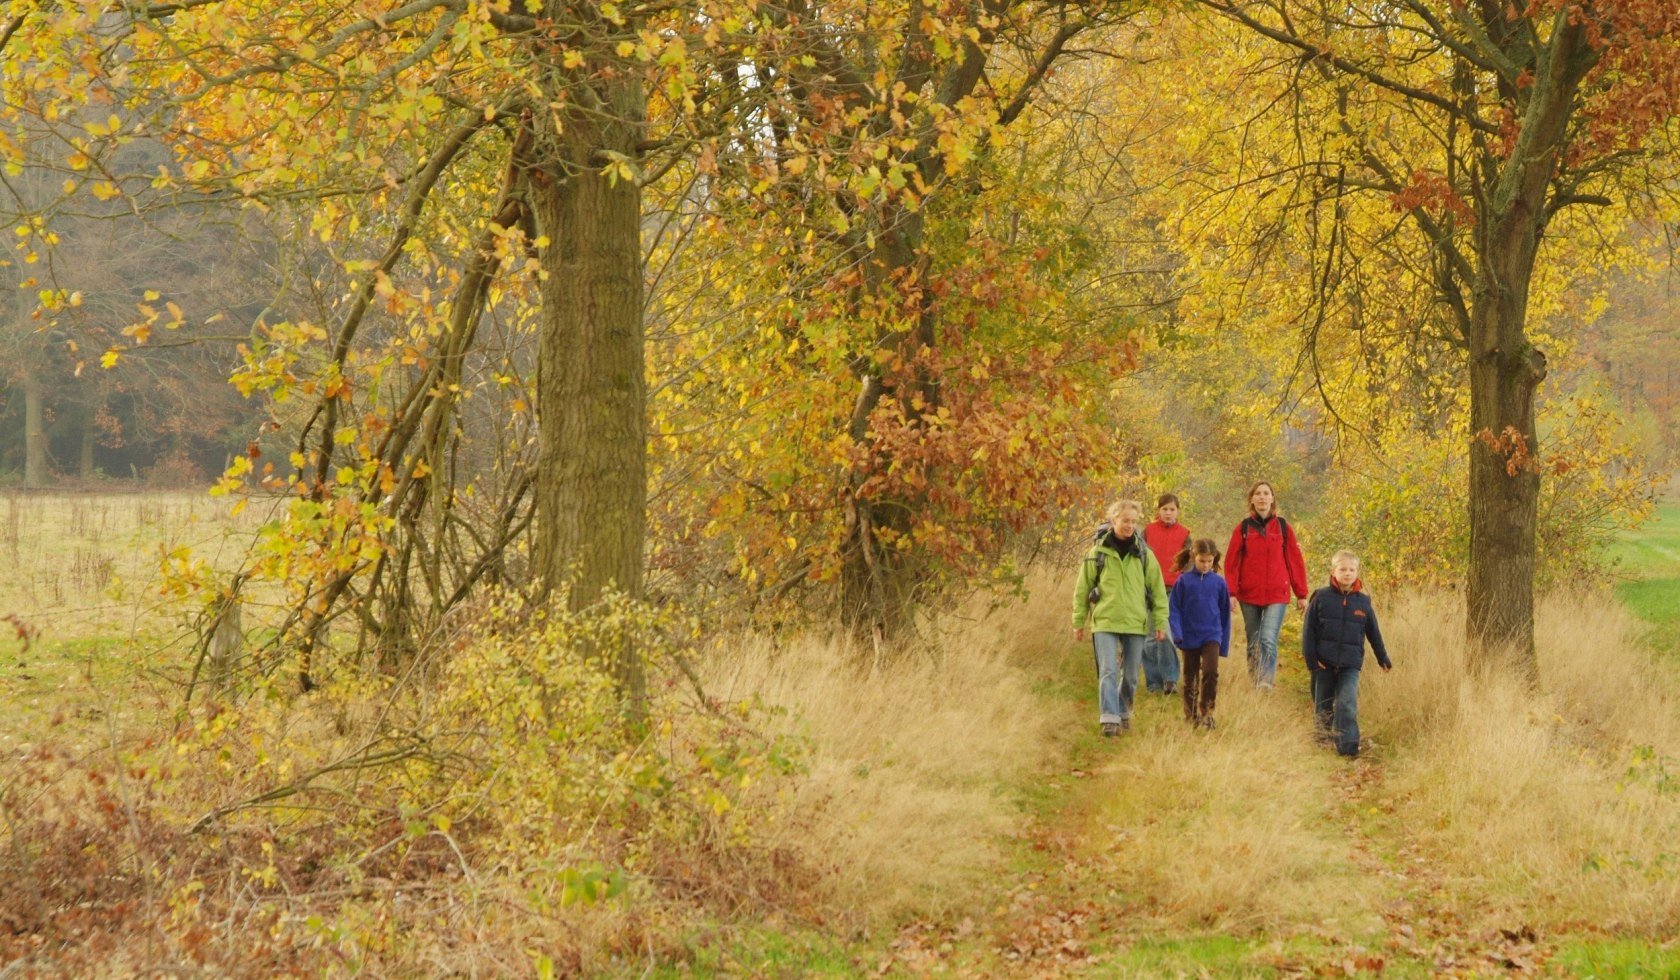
[
  {"x1": 1245, "y1": 481, "x2": 1282, "y2": 519},
  {"x1": 1173, "y1": 538, "x2": 1223, "y2": 574}
]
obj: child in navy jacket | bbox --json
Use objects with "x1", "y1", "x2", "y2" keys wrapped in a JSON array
[
  {"x1": 1302, "y1": 550, "x2": 1393, "y2": 757},
  {"x1": 1168, "y1": 538, "x2": 1231, "y2": 728}
]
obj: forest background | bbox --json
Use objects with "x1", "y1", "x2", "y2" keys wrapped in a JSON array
[{"x1": 4, "y1": 0, "x2": 1680, "y2": 974}]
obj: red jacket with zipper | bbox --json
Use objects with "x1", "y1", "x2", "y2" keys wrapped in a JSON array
[
  {"x1": 1225, "y1": 514, "x2": 1308, "y2": 606},
  {"x1": 1143, "y1": 520, "x2": 1191, "y2": 588}
]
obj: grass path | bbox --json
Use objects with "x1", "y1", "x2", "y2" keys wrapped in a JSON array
[
  {"x1": 857, "y1": 639, "x2": 1421, "y2": 977},
  {"x1": 848, "y1": 626, "x2": 1670, "y2": 978},
  {"x1": 1330, "y1": 761, "x2": 1556, "y2": 977}
]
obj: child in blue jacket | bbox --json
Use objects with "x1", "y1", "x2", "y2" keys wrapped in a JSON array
[
  {"x1": 1302, "y1": 550, "x2": 1394, "y2": 757},
  {"x1": 1167, "y1": 538, "x2": 1231, "y2": 728}
]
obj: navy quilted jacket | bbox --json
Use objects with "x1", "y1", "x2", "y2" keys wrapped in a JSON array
[{"x1": 1301, "y1": 578, "x2": 1391, "y2": 671}]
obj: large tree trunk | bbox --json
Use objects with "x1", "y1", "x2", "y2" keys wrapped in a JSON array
[
  {"x1": 1466, "y1": 231, "x2": 1544, "y2": 678},
  {"x1": 839, "y1": 391, "x2": 920, "y2": 644},
  {"x1": 530, "y1": 51, "x2": 648, "y2": 710},
  {"x1": 1461, "y1": 24, "x2": 1591, "y2": 680},
  {"x1": 23, "y1": 373, "x2": 48, "y2": 488},
  {"x1": 839, "y1": 206, "x2": 934, "y2": 645}
]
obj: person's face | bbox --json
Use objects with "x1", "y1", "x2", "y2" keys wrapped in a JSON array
[
  {"x1": 1115, "y1": 508, "x2": 1140, "y2": 536},
  {"x1": 1157, "y1": 502, "x2": 1179, "y2": 526},
  {"x1": 1332, "y1": 560, "x2": 1359, "y2": 588},
  {"x1": 1250, "y1": 484, "x2": 1274, "y2": 514},
  {"x1": 1194, "y1": 552, "x2": 1215, "y2": 573}
]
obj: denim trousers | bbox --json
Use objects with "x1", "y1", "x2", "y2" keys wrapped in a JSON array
[
  {"x1": 1311, "y1": 666, "x2": 1363, "y2": 756},
  {"x1": 1143, "y1": 634, "x2": 1181, "y2": 691},
  {"x1": 1240, "y1": 602, "x2": 1288, "y2": 687},
  {"x1": 1092, "y1": 632, "x2": 1146, "y2": 724}
]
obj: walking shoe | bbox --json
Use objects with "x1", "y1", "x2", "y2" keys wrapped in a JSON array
[
  {"x1": 1201, "y1": 716, "x2": 1216, "y2": 730},
  {"x1": 1101, "y1": 722, "x2": 1119, "y2": 738},
  {"x1": 1164, "y1": 682, "x2": 1177, "y2": 695},
  {"x1": 1119, "y1": 716, "x2": 1131, "y2": 731}
]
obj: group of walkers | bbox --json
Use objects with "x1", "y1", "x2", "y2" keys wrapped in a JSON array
[{"x1": 1071, "y1": 482, "x2": 1394, "y2": 757}]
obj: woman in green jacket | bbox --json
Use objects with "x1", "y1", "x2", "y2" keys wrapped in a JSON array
[{"x1": 1073, "y1": 500, "x2": 1171, "y2": 737}]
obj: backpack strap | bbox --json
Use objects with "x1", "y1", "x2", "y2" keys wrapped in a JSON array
[{"x1": 1139, "y1": 539, "x2": 1155, "y2": 613}]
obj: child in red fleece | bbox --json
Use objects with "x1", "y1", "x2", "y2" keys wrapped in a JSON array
[
  {"x1": 1143, "y1": 493, "x2": 1191, "y2": 695},
  {"x1": 1302, "y1": 550, "x2": 1393, "y2": 758}
]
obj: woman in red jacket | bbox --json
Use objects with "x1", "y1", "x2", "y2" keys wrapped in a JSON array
[{"x1": 1225, "y1": 481, "x2": 1308, "y2": 689}]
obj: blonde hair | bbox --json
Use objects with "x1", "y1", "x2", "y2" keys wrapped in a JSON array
[
  {"x1": 1329, "y1": 549, "x2": 1360, "y2": 569},
  {"x1": 1106, "y1": 499, "x2": 1143, "y2": 522}
]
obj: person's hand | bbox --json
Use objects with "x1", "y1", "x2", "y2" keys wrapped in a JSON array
[
  {"x1": 1153, "y1": 629, "x2": 1165, "y2": 642},
  {"x1": 1381, "y1": 662, "x2": 1393, "y2": 673},
  {"x1": 1314, "y1": 661, "x2": 1329, "y2": 671},
  {"x1": 1074, "y1": 628, "x2": 1087, "y2": 643},
  {"x1": 1296, "y1": 596, "x2": 1308, "y2": 613},
  {"x1": 1230, "y1": 597, "x2": 1240, "y2": 614}
]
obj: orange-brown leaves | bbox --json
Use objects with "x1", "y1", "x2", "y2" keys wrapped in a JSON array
[
  {"x1": 1391, "y1": 169, "x2": 1475, "y2": 226},
  {"x1": 1551, "y1": 0, "x2": 1680, "y2": 154}
]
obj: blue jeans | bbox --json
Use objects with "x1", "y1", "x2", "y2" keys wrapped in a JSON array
[
  {"x1": 1240, "y1": 602, "x2": 1288, "y2": 687},
  {"x1": 1311, "y1": 666, "x2": 1362, "y2": 756},
  {"x1": 1092, "y1": 632, "x2": 1146, "y2": 724},
  {"x1": 1143, "y1": 635, "x2": 1180, "y2": 691}
]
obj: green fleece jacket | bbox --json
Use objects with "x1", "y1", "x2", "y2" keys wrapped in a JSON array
[{"x1": 1071, "y1": 529, "x2": 1169, "y2": 634}]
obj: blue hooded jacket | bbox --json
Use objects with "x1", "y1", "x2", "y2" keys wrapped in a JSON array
[{"x1": 1168, "y1": 567, "x2": 1231, "y2": 657}]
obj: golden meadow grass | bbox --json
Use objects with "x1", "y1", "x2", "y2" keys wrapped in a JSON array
[
  {"x1": 1368, "y1": 591, "x2": 1680, "y2": 934},
  {"x1": 0, "y1": 492, "x2": 232, "y2": 637},
  {"x1": 701, "y1": 570, "x2": 1680, "y2": 938},
  {"x1": 6, "y1": 496, "x2": 1680, "y2": 963},
  {"x1": 0, "y1": 492, "x2": 258, "y2": 752},
  {"x1": 701, "y1": 569, "x2": 1075, "y2": 922}
]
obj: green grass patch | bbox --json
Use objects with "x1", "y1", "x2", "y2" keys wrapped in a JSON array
[
  {"x1": 1617, "y1": 577, "x2": 1680, "y2": 657},
  {"x1": 1606, "y1": 504, "x2": 1680, "y2": 580},
  {"x1": 1609, "y1": 504, "x2": 1680, "y2": 657},
  {"x1": 635, "y1": 925, "x2": 860, "y2": 978},
  {"x1": 1100, "y1": 933, "x2": 1415, "y2": 978},
  {"x1": 1551, "y1": 938, "x2": 1680, "y2": 978},
  {"x1": 0, "y1": 631, "x2": 174, "y2": 749}
]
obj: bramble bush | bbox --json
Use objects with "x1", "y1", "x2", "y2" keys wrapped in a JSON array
[{"x1": 2, "y1": 590, "x2": 820, "y2": 974}]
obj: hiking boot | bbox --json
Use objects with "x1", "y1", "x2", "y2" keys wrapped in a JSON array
[
  {"x1": 1101, "y1": 722, "x2": 1119, "y2": 738},
  {"x1": 1164, "y1": 682, "x2": 1177, "y2": 695},
  {"x1": 1201, "y1": 716, "x2": 1216, "y2": 730},
  {"x1": 1119, "y1": 716, "x2": 1131, "y2": 731}
]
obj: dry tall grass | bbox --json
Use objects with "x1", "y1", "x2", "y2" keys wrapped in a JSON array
[
  {"x1": 1366, "y1": 591, "x2": 1680, "y2": 933},
  {"x1": 0, "y1": 492, "x2": 259, "y2": 752},
  {"x1": 0, "y1": 492, "x2": 241, "y2": 636},
  {"x1": 701, "y1": 570, "x2": 1076, "y2": 922}
]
